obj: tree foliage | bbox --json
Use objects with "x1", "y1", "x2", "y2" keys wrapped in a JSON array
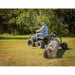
[{"x1": 0, "y1": 9, "x2": 75, "y2": 36}]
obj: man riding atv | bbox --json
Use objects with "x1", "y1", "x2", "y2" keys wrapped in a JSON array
[
  {"x1": 36, "y1": 22, "x2": 48, "y2": 41},
  {"x1": 28, "y1": 22, "x2": 68, "y2": 49}
]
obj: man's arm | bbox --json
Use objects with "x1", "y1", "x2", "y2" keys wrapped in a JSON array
[
  {"x1": 36, "y1": 30, "x2": 40, "y2": 33},
  {"x1": 40, "y1": 26, "x2": 44, "y2": 32},
  {"x1": 36, "y1": 26, "x2": 45, "y2": 33}
]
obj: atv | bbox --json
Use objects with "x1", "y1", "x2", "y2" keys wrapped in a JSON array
[{"x1": 28, "y1": 32, "x2": 68, "y2": 50}]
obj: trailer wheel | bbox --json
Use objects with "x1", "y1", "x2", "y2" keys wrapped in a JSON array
[{"x1": 61, "y1": 42, "x2": 68, "y2": 50}]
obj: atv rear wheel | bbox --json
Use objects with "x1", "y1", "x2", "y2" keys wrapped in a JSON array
[{"x1": 37, "y1": 40, "x2": 44, "y2": 48}]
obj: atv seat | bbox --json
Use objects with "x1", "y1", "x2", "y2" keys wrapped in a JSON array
[{"x1": 37, "y1": 35, "x2": 49, "y2": 40}]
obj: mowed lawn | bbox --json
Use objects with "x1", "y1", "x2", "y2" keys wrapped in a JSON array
[{"x1": 0, "y1": 35, "x2": 75, "y2": 66}]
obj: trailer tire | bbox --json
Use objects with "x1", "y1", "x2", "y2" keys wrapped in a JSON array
[{"x1": 61, "y1": 42, "x2": 68, "y2": 50}]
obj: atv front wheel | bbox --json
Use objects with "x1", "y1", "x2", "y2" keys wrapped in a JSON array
[{"x1": 28, "y1": 39, "x2": 35, "y2": 47}]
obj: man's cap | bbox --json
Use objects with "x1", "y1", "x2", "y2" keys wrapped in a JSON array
[{"x1": 42, "y1": 22, "x2": 45, "y2": 24}]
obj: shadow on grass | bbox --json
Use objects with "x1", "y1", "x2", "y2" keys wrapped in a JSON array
[
  {"x1": 0, "y1": 37, "x2": 29, "y2": 40},
  {"x1": 57, "y1": 48, "x2": 71, "y2": 58}
]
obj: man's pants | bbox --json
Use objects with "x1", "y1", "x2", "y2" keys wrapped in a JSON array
[{"x1": 36, "y1": 33, "x2": 44, "y2": 41}]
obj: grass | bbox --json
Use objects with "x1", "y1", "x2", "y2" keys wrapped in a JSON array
[{"x1": 0, "y1": 34, "x2": 75, "y2": 66}]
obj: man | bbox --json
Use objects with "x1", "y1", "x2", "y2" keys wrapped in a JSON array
[{"x1": 36, "y1": 22, "x2": 48, "y2": 41}]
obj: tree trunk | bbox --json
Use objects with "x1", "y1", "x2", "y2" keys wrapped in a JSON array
[{"x1": 69, "y1": 25, "x2": 72, "y2": 34}]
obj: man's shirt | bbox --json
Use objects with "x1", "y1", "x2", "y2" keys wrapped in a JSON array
[{"x1": 40, "y1": 25, "x2": 48, "y2": 35}]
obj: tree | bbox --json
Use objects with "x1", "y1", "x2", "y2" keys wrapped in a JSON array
[{"x1": 0, "y1": 9, "x2": 75, "y2": 36}]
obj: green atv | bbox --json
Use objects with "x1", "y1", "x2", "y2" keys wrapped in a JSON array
[{"x1": 28, "y1": 32, "x2": 68, "y2": 49}]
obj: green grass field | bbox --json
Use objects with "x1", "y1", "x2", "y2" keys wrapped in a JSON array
[{"x1": 0, "y1": 34, "x2": 75, "y2": 66}]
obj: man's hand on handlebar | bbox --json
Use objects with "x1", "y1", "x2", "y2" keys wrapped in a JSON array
[{"x1": 36, "y1": 30, "x2": 40, "y2": 33}]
